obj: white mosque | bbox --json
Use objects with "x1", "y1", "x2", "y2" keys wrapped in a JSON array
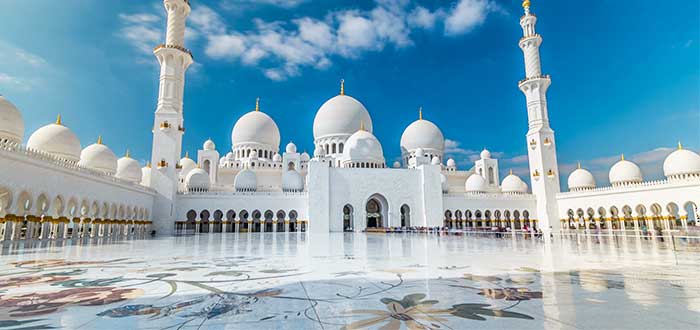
[{"x1": 0, "y1": 0, "x2": 698, "y2": 241}]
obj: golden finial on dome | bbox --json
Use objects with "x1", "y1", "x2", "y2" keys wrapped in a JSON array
[
  {"x1": 577, "y1": 162, "x2": 581, "y2": 169},
  {"x1": 678, "y1": 141, "x2": 683, "y2": 150},
  {"x1": 56, "y1": 114, "x2": 62, "y2": 125},
  {"x1": 146, "y1": 161, "x2": 152, "y2": 168},
  {"x1": 185, "y1": 151, "x2": 189, "y2": 159},
  {"x1": 419, "y1": 107, "x2": 423, "y2": 120},
  {"x1": 97, "y1": 135, "x2": 103, "y2": 145},
  {"x1": 359, "y1": 120, "x2": 365, "y2": 131},
  {"x1": 125, "y1": 149, "x2": 131, "y2": 158},
  {"x1": 340, "y1": 79, "x2": 345, "y2": 95},
  {"x1": 255, "y1": 97, "x2": 260, "y2": 112},
  {"x1": 509, "y1": 169, "x2": 513, "y2": 175},
  {"x1": 621, "y1": 154, "x2": 625, "y2": 161}
]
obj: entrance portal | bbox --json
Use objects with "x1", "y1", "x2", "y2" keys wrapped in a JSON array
[{"x1": 366, "y1": 197, "x2": 386, "y2": 228}]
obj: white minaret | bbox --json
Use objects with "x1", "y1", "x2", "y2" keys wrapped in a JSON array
[
  {"x1": 149, "y1": 0, "x2": 193, "y2": 234},
  {"x1": 518, "y1": 0, "x2": 560, "y2": 235}
]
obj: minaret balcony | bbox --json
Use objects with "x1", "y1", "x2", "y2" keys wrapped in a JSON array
[
  {"x1": 153, "y1": 43, "x2": 194, "y2": 59},
  {"x1": 519, "y1": 33, "x2": 541, "y2": 42},
  {"x1": 518, "y1": 74, "x2": 550, "y2": 87}
]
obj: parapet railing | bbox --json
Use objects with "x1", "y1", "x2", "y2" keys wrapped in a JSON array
[{"x1": 0, "y1": 141, "x2": 153, "y2": 193}]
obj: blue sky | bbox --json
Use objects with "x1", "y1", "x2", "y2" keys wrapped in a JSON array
[{"x1": 0, "y1": 0, "x2": 698, "y2": 188}]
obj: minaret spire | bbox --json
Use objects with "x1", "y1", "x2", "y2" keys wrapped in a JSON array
[{"x1": 518, "y1": 1, "x2": 560, "y2": 238}]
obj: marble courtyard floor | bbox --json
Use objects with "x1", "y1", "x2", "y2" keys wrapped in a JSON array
[{"x1": 0, "y1": 233, "x2": 698, "y2": 330}]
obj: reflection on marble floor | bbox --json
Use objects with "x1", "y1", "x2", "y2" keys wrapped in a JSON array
[{"x1": 0, "y1": 233, "x2": 698, "y2": 329}]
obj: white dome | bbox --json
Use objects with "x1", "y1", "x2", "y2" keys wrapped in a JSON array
[
  {"x1": 431, "y1": 156, "x2": 441, "y2": 165},
  {"x1": 203, "y1": 139, "x2": 216, "y2": 151},
  {"x1": 78, "y1": 139, "x2": 118, "y2": 175},
  {"x1": 285, "y1": 142, "x2": 297, "y2": 154},
  {"x1": 116, "y1": 156, "x2": 142, "y2": 183},
  {"x1": 226, "y1": 152, "x2": 234, "y2": 159},
  {"x1": 502, "y1": 172, "x2": 528, "y2": 194},
  {"x1": 440, "y1": 173, "x2": 449, "y2": 193},
  {"x1": 568, "y1": 167, "x2": 596, "y2": 191},
  {"x1": 232, "y1": 111, "x2": 281, "y2": 149},
  {"x1": 27, "y1": 118, "x2": 82, "y2": 163},
  {"x1": 446, "y1": 158, "x2": 456, "y2": 168},
  {"x1": 392, "y1": 161, "x2": 401, "y2": 168},
  {"x1": 480, "y1": 149, "x2": 491, "y2": 159},
  {"x1": 342, "y1": 129, "x2": 385, "y2": 164},
  {"x1": 179, "y1": 156, "x2": 197, "y2": 178},
  {"x1": 465, "y1": 174, "x2": 486, "y2": 193},
  {"x1": 234, "y1": 168, "x2": 257, "y2": 191},
  {"x1": 314, "y1": 145, "x2": 326, "y2": 157},
  {"x1": 0, "y1": 96, "x2": 24, "y2": 143},
  {"x1": 663, "y1": 147, "x2": 700, "y2": 178},
  {"x1": 400, "y1": 118, "x2": 444, "y2": 155},
  {"x1": 272, "y1": 153, "x2": 282, "y2": 162},
  {"x1": 301, "y1": 152, "x2": 310, "y2": 162},
  {"x1": 185, "y1": 168, "x2": 210, "y2": 191},
  {"x1": 609, "y1": 158, "x2": 643, "y2": 185},
  {"x1": 282, "y1": 170, "x2": 304, "y2": 192},
  {"x1": 313, "y1": 95, "x2": 373, "y2": 140}
]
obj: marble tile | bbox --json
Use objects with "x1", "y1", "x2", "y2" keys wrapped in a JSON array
[{"x1": 0, "y1": 233, "x2": 698, "y2": 329}]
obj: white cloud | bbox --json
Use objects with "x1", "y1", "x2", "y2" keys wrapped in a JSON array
[
  {"x1": 118, "y1": 13, "x2": 164, "y2": 56},
  {"x1": 220, "y1": 0, "x2": 308, "y2": 10},
  {"x1": 444, "y1": 0, "x2": 491, "y2": 35},
  {"x1": 0, "y1": 42, "x2": 49, "y2": 92},
  {"x1": 118, "y1": 0, "x2": 501, "y2": 80}
]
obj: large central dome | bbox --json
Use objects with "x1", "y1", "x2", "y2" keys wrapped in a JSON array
[
  {"x1": 400, "y1": 118, "x2": 444, "y2": 155},
  {"x1": 231, "y1": 110, "x2": 280, "y2": 149},
  {"x1": 313, "y1": 94, "x2": 373, "y2": 140}
]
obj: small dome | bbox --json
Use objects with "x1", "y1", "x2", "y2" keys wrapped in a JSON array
[
  {"x1": 78, "y1": 138, "x2": 118, "y2": 175},
  {"x1": 226, "y1": 152, "x2": 234, "y2": 159},
  {"x1": 140, "y1": 165, "x2": 152, "y2": 186},
  {"x1": 185, "y1": 168, "x2": 210, "y2": 191},
  {"x1": 285, "y1": 142, "x2": 297, "y2": 154},
  {"x1": 400, "y1": 118, "x2": 444, "y2": 156},
  {"x1": 609, "y1": 157, "x2": 643, "y2": 186},
  {"x1": 342, "y1": 129, "x2": 385, "y2": 164},
  {"x1": 27, "y1": 117, "x2": 82, "y2": 163},
  {"x1": 0, "y1": 96, "x2": 24, "y2": 143},
  {"x1": 282, "y1": 170, "x2": 304, "y2": 192},
  {"x1": 179, "y1": 155, "x2": 197, "y2": 178},
  {"x1": 313, "y1": 94, "x2": 373, "y2": 140},
  {"x1": 203, "y1": 139, "x2": 216, "y2": 151},
  {"x1": 116, "y1": 155, "x2": 142, "y2": 183},
  {"x1": 502, "y1": 172, "x2": 528, "y2": 194},
  {"x1": 440, "y1": 173, "x2": 449, "y2": 193},
  {"x1": 392, "y1": 161, "x2": 401, "y2": 168},
  {"x1": 314, "y1": 145, "x2": 326, "y2": 157},
  {"x1": 232, "y1": 111, "x2": 281, "y2": 149},
  {"x1": 480, "y1": 149, "x2": 491, "y2": 159},
  {"x1": 272, "y1": 153, "x2": 282, "y2": 162},
  {"x1": 568, "y1": 166, "x2": 596, "y2": 191},
  {"x1": 234, "y1": 168, "x2": 257, "y2": 191},
  {"x1": 446, "y1": 158, "x2": 456, "y2": 168},
  {"x1": 663, "y1": 146, "x2": 700, "y2": 178},
  {"x1": 300, "y1": 152, "x2": 310, "y2": 162},
  {"x1": 465, "y1": 174, "x2": 486, "y2": 193},
  {"x1": 431, "y1": 156, "x2": 441, "y2": 165}
]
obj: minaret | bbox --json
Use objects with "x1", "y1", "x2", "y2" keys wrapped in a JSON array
[
  {"x1": 518, "y1": 0, "x2": 560, "y2": 235},
  {"x1": 149, "y1": 0, "x2": 193, "y2": 234}
]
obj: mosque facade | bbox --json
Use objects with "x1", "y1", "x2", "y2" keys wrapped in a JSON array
[{"x1": 0, "y1": 0, "x2": 699, "y2": 241}]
